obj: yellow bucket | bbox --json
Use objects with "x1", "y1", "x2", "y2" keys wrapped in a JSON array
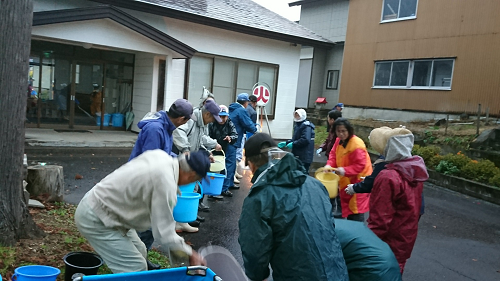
[
  {"x1": 210, "y1": 150, "x2": 226, "y2": 172},
  {"x1": 315, "y1": 168, "x2": 340, "y2": 198}
]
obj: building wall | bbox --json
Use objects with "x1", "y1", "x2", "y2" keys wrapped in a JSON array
[
  {"x1": 341, "y1": 0, "x2": 500, "y2": 116},
  {"x1": 299, "y1": 0, "x2": 350, "y2": 42},
  {"x1": 296, "y1": 59, "x2": 313, "y2": 108}
]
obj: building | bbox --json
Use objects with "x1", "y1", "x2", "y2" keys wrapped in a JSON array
[
  {"x1": 290, "y1": 0, "x2": 349, "y2": 110},
  {"x1": 341, "y1": 0, "x2": 500, "y2": 120},
  {"x1": 294, "y1": 0, "x2": 500, "y2": 121},
  {"x1": 27, "y1": 0, "x2": 333, "y2": 138}
]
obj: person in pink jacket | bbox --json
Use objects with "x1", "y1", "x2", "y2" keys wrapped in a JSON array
[{"x1": 367, "y1": 127, "x2": 429, "y2": 274}]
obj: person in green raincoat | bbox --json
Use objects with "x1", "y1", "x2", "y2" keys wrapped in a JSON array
[{"x1": 238, "y1": 133, "x2": 348, "y2": 281}]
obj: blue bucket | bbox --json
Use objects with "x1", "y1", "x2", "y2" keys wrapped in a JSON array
[
  {"x1": 112, "y1": 113, "x2": 124, "y2": 127},
  {"x1": 201, "y1": 173, "x2": 225, "y2": 196},
  {"x1": 13, "y1": 265, "x2": 60, "y2": 281},
  {"x1": 178, "y1": 181, "x2": 202, "y2": 195},
  {"x1": 96, "y1": 114, "x2": 111, "y2": 126},
  {"x1": 173, "y1": 192, "x2": 202, "y2": 223}
]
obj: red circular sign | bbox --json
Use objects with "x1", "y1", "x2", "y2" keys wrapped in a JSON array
[{"x1": 253, "y1": 85, "x2": 270, "y2": 106}]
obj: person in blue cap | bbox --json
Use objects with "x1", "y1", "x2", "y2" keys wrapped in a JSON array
[
  {"x1": 332, "y1": 102, "x2": 344, "y2": 112},
  {"x1": 227, "y1": 93, "x2": 257, "y2": 196},
  {"x1": 75, "y1": 150, "x2": 211, "y2": 273}
]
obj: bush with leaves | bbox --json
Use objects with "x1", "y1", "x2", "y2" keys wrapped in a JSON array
[
  {"x1": 435, "y1": 160, "x2": 460, "y2": 176},
  {"x1": 440, "y1": 152, "x2": 470, "y2": 170},
  {"x1": 461, "y1": 159, "x2": 500, "y2": 183},
  {"x1": 489, "y1": 173, "x2": 500, "y2": 188},
  {"x1": 412, "y1": 145, "x2": 441, "y2": 164}
]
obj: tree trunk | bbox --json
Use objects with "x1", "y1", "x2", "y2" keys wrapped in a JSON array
[
  {"x1": 27, "y1": 165, "x2": 65, "y2": 202},
  {"x1": 0, "y1": 0, "x2": 44, "y2": 246}
]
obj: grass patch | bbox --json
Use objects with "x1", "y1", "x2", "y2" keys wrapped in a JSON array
[
  {"x1": 0, "y1": 202, "x2": 170, "y2": 281},
  {"x1": 315, "y1": 125, "x2": 328, "y2": 148}
]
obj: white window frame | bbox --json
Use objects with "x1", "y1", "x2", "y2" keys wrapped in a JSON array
[
  {"x1": 372, "y1": 58, "x2": 455, "y2": 90},
  {"x1": 326, "y1": 70, "x2": 340, "y2": 90},
  {"x1": 380, "y1": 0, "x2": 419, "y2": 23}
]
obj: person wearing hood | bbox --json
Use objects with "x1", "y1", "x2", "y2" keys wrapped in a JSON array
[
  {"x1": 325, "y1": 118, "x2": 372, "y2": 222},
  {"x1": 227, "y1": 93, "x2": 257, "y2": 195},
  {"x1": 367, "y1": 127, "x2": 429, "y2": 274},
  {"x1": 279, "y1": 109, "x2": 315, "y2": 172},
  {"x1": 239, "y1": 133, "x2": 349, "y2": 281},
  {"x1": 128, "y1": 99, "x2": 194, "y2": 269}
]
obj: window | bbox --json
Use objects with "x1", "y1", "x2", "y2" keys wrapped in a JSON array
[
  {"x1": 188, "y1": 55, "x2": 278, "y2": 115},
  {"x1": 373, "y1": 59, "x2": 454, "y2": 89},
  {"x1": 326, "y1": 70, "x2": 339, "y2": 89},
  {"x1": 382, "y1": 0, "x2": 418, "y2": 22}
]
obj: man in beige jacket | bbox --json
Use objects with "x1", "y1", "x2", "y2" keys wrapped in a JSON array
[{"x1": 75, "y1": 150, "x2": 210, "y2": 273}]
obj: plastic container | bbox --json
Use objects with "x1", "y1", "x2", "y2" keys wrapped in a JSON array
[
  {"x1": 315, "y1": 168, "x2": 340, "y2": 198},
  {"x1": 201, "y1": 173, "x2": 225, "y2": 196},
  {"x1": 96, "y1": 114, "x2": 111, "y2": 126},
  {"x1": 179, "y1": 181, "x2": 202, "y2": 195},
  {"x1": 210, "y1": 150, "x2": 225, "y2": 173},
  {"x1": 173, "y1": 192, "x2": 202, "y2": 223},
  {"x1": 111, "y1": 113, "x2": 124, "y2": 127},
  {"x1": 63, "y1": 252, "x2": 103, "y2": 281},
  {"x1": 12, "y1": 265, "x2": 60, "y2": 281},
  {"x1": 76, "y1": 266, "x2": 220, "y2": 281}
]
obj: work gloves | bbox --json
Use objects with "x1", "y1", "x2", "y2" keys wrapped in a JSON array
[{"x1": 345, "y1": 184, "x2": 355, "y2": 195}]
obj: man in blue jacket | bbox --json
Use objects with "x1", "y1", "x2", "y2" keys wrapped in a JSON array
[
  {"x1": 226, "y1": 93, "x2": 257, "y2": 196},
  {"x1": 128, "y1": 99, "x2": 194, "y2": 269}
]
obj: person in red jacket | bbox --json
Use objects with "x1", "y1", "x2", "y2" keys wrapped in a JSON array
[
  {"x1": 367, "y1": 127, "x2": 429, "y2": 274},
  {"x1": 325, "y1": 118, "x2": 372, "y2": 222}
]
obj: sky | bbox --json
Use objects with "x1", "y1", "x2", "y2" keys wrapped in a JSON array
[{"x1": 251, "y1": 0, "x2": 301, "y2": 22}]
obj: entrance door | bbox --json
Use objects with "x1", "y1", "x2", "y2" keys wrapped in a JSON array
[{"x1": 70, "y1": 62, "x2": 104, "y2": 128}]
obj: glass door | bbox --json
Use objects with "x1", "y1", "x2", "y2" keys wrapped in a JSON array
[{"x1": 70, "y1": 62, "x2": 104, "y2": 127}]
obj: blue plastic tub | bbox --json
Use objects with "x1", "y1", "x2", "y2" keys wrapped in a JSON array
[
  {"x1": 179, "y1": 181, "x2": 202, "y2": 195},
  {"x1": 112, "y1": 113, "x2": 124, "y2": 127},
  {"x1": 173, "y1": 192, "x2": 202, "y2": 223},
  {"x1": 13, "y1": 265, "x2": 60, "y2": 281},
  {"x1": 201, "y1": 173, "x2": 225, "y2": 196},
  {"x1": 96, "y1": 114, "x2": 111, "y2": 126},
  {"x1": 78, "y1": 266, "x2": 220, "y2": 281}
]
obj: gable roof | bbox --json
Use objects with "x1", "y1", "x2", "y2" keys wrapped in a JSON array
[
  {"x1": 289, "y1": 0, "x2": 324, "y2": 7},
  {"x1": 90, "y1": 0, "x2": 334, "y2": 47},
  {"x1": 32, "y1": 5, "x2": 196, "y2": 57}
]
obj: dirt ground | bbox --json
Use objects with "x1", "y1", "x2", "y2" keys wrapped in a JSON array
[{"x1": 0, "y1": 197, "x2": 169, "y2": 281}]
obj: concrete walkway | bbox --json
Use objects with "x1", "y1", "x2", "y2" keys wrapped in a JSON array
[{"x1": 25, "y1": 128, "x2": 138, "y2": 148}]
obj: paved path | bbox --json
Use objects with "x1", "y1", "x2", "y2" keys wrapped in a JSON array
[{"x1": 28, "y1": 149, "x2": 500, "y2": 280}]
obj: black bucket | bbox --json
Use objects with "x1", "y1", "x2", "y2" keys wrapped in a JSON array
[{"x1": 63, "y1": 252, "x2": 103, "y2": 281}]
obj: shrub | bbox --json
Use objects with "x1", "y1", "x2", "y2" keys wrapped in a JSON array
[
  {"x1": 440, "y1": 152, "x2": 470, "y2": 170},
  {"x1": 412, "y1": 145, "x2": 441, "y2": 164},
  {"x1": 435, "y1": 160, "x2": 460, "y2": 176},
  {"x1": 489, "y1": 173, "x2": 500, "y2": 187},
  {"x1": 461, "y1": 159, "x2": 500, "y2": 183},
  {"x1": 427, "y1": 154, "x2": 444, "y2": 169}
]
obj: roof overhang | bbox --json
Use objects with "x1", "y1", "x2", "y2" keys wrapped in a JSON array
[
  {"x1": 89, "y1": 0, "x2": 335, "y2": 48},
  {"x1": 289, "y1": 0, "x2": 324, "y2": 7},
  {"x1": 32, "y1": 5, "x2": 197, "y2": 58}
]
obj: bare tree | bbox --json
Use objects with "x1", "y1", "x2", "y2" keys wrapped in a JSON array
[{"x1": 0, "y1": 0, "x2": 43, "y2": 246}]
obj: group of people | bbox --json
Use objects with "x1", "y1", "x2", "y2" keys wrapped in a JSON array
[
  {"x1": 74, "y1": 91, "x2": 258, "y2": 273},
  {"x1": 73, "y1": 94, "x2": 428, "y2": 280}
]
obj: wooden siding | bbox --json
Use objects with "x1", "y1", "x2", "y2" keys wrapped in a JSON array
[{"x1": 340, "y1": 0, "x2": 500, "y2": 115}]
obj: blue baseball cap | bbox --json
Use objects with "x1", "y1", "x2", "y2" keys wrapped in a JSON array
[
  {"x1": 186, "y1": 150, "x2": 211, "y2": 179},
  {"x1": 203, "y1": 99, "x2": 222, "y2": 123},
  {"x1": 237, "y1": 93, "x2": 250, "y2": 102},
  {"x1": 336, "y1": 103, "x2": 344, "y2": 109},
  {"x1": 219, "y1": 105, "x2": 229, "y2": 116}
]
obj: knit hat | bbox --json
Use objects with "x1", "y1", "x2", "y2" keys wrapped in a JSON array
[{"x1": 369, "y1": 126, "x2": 413, "y2": 155}]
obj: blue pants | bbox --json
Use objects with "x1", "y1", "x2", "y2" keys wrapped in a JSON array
[{"x1": 223, "y1": 144, "x2": 237, "y2": 192}]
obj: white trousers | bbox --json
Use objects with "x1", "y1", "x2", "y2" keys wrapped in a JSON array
[{"x1": 74, "y1": 195, "x2": 148, "y2": 273}]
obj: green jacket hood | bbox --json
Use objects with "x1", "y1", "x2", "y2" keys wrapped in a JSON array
[{"x1": 250, "y1": 153, "x2": 307, "y2": 192}]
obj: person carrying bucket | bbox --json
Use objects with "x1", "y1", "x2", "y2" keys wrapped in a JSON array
[
  {"x1": 208, "y1": 105, "x2": 238, "y2": 198},
  {"x1": 127, "y1": 99, "x2": 196, "y2": 269},
  {"x1": 74, "y1": 150, "x2": 211, "y2": 273}
]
